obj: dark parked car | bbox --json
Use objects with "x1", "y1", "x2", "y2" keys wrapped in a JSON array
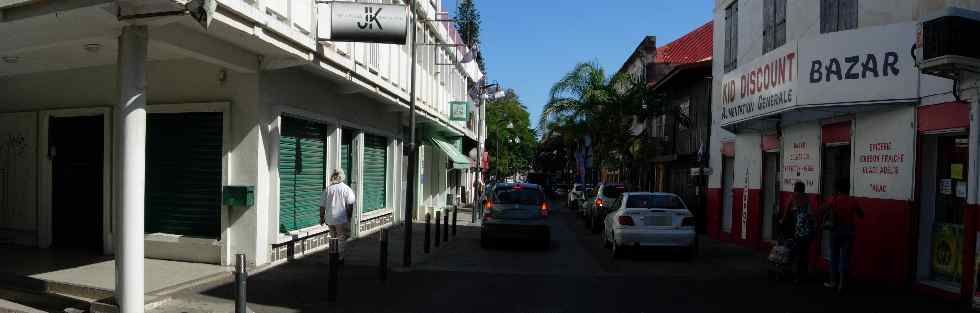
[{"x1": 481, "y1": 183, "x2": 551, "y2": 249}]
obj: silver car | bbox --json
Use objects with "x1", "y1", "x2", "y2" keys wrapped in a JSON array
[
  {"x1": 602, "y1": 192, "x2": 697, "y2": 259},
  {"x1": 480, "y1": 183, "x2": 551, "y2": 249}
]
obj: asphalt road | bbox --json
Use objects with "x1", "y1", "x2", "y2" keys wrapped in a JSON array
[{"x1": 150, "y1": 198, "x2": 968, "y2": 313}]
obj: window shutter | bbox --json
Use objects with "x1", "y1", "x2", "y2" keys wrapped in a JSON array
[
  {"x1": 362, "y1": 134, "x2": 388, "y2": 212},
  {"x1": 821, "y1": 0, "x2": 838, "y2": 33},
  {"x1": 763, "y1": 0, "x2": 773, "y2": 53},
  {"x1": 840, "y1": 0, "x2": 858, "y2": 31},
  {"x1": 279, "y1": 117, "x2": 327, "y2": 232},
  {"x1": 775, "y1": 0, "x2": 786, "y2": 48},
  {"x1": 146, "y1": 112, "x2": 223, "y2": 238}
]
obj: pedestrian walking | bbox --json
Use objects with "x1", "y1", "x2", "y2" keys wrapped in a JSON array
[
  {"x1": 779, "y1": 181, "x2": 814, "y2": 285},
  {"x1": 821, "y1": 179, "x2": 863, "y2": 294},
  {"x1": 320, "y1": 169, "x2": 356, "y2": 264}
]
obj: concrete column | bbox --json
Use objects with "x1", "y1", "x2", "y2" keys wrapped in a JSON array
[
  {"x1": 969, "y1": 73, "x2": 980, "y2": 206},
  {"x1": 115, "y1": 25, "x2": 147, "y2": 312}
]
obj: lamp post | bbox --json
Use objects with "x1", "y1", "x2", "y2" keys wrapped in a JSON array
[
  {"x1": 473, "y1": 82, "x2": 499, "y2": 223},
  {"x1": 495, "y1": 122, "x2": 513, "y2": 181}
]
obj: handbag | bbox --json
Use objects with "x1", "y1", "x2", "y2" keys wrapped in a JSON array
[{"x1": 768, "y1": 244, "x2": 791, "y2": 264}]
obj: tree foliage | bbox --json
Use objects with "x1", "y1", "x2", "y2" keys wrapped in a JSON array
[
  {"x1": 455, "y1": 0, "x2": 485, "y2": 71},
  {"x1": 486, "y1": 89, "x2": 536, "y2": 179}
]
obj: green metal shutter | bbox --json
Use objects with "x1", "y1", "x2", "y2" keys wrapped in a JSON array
[
  {"x1": 341, "y1": 130, "x2": 354, "y2": 185},
  {"x1": 279, "y1": 117, "x2": 327, "y2": 232},
  {"x1": 362, "y1": 134, "x2": 387, "y2": 212},
  {"x1": 146, "y1": 112, "x2": 223, "y2": 239}
]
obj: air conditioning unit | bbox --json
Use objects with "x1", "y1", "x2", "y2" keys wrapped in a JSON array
[{"x1": 916, "y1": 7, "x2": 980, "y2": 78}]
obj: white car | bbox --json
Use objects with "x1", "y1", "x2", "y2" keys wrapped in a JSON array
[{"x1": 602, "y1": 192, "x2": 697, "y2": 259}]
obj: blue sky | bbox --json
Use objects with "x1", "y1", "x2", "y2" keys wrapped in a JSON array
[{"x1": 456, "y1": 0, "x2": 713, "y2": 129}]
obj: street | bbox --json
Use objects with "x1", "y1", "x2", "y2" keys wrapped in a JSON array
[{"x1": 150, "y1": 199, "x2": 964, "y2": 313}]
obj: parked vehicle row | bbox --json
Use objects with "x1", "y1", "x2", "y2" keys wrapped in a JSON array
[{"x1": 571, "y1": 182, "x2": 697, "y2": 259}]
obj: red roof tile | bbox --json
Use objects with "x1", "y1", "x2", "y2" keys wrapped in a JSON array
[{"x1": 655, "y1": 21, "x2": 713, "y2": 64}]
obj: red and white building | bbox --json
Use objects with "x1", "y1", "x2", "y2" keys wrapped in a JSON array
[{"x1": 708, "y1": 0, "x2": 980, "y2": 302}]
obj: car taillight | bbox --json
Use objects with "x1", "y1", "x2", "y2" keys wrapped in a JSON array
[
  {"x1": 617, "y1": 216, "x2": 634, "y2": 226},
  {"x1": 595, "y1": 198, "x2": 604, "y2": 208},
  {"x1": 682, "y1": 217, "x2": 695, "y2": 227},
  {"x1": 484, "y1": 200, "x2": 493, "y2": 210},
  {"x1": 540, "y1": 202, "x2": 549, "y2": 216}
]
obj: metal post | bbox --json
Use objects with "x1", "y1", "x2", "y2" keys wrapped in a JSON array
[
  {"x1": 403, "y1": 0, "x2": 418, "y2": 268},
  {"x1": 378, "y1": 227, "x2": 388, "y2": 281},
  {"x1": 235, "y1": 254, "x2": 247, "y2": 313},
  {"x1": 424, "y1": 213, "x2": 431, "y2": 253},
  {"x1": 452, "y1": 204, "x2": 458, "y2": 236},
  {"x1": 115, "y1": 25, "x2": 147, "y2": 313},
  {"x1": 473, "y1": 88, "x2": 484, "y2": 224},
  {"x1": 435, "y1": 211, "x2": 441, "y2": 247},
  {"x1": 327, "y1": 238, "x2": 340, "y2": 302},
  {"x1": 443, "y1": 209, "x2": 450, "y2": 240}
]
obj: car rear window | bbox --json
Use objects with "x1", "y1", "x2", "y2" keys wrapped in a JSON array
[
  {"x1": 626, "y1": 195, "x2": 684, "y2": 209},
  {"x1": 574, "y1": 185, "x2": 584, "y2": 191},
  {"x1": 601, "y1": 185, "x2": 625, "y2": 198},
  {"x1": 494, "y1": 187, "x2": 544, "y2": 205}
]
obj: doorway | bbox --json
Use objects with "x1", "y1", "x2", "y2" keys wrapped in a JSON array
[
  {"x1": 49, "y1": 115, "x2": 104, "y2": 251},
  {"x1": 721, "y1": 156, "x2": 735, "y2": 233},
  {"x1": 917, "y1": 133, "x2": 968, "y2": 288},
  {"x1": 820, "y1": 143, "x2": 851, "y2": 258},
  {"x1": 761, "y1": 151, "x2": 780, "y2": 242}
]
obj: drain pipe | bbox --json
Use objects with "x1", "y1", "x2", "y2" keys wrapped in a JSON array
[{"x1": 235, "y1": 254, "x2": 247, "y2": 313}]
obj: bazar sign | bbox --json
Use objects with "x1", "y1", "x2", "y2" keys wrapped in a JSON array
[
  {"x1": 317, "y1": 2, "x2": 409, "y2": 44},
  {"x1": 720, "y1": 44, "x2": 798, "y2": 126},
  {"x1": 720, "y1": 23, "x2": 919, "y2": 126},
  {"x1": 796, "y1": 23, "x2": 918, "y2": 106}
]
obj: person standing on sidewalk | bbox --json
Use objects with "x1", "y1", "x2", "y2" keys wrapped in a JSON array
[
  {"x1": 821, "y1": 179, "x2": 863, "y2": 293},
  {"x1": 780, "y1": 181, "x2": 815, "y2": 284},
  {"x1": 320, "y1": 169, "x2": 356, "y2": 263}
]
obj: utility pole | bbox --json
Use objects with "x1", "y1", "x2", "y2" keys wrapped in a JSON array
[{"x1": 403, "y1": 1, "x2": 418, "y2": 267}]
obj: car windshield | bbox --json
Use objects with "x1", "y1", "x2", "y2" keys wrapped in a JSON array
[
  {"x1": 626, "y1": 195, "x2": 685, "y2": 210},
  {"x1": 601, "y1": 185, "x2": 625, "y2": 198},
  {"x1": 494, "y1": 187, "x2": 544, "y2": 205}
]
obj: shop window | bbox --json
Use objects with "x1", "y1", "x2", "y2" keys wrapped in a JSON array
[{"x1": 924, "y1": 135, "x2": 968, "y2": 285}]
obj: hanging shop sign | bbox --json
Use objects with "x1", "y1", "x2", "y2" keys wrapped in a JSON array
[
  {"x1": 781, "y1": 123, "x2": 821, "y2": 193},
  {"x1": 450, "y1": 101, "x2": 470, "y2": 121},
  {"x1": 852, "y1": 107, "x2": 916, "y2": 200},
  {"x1": 719, "y1": 44, "x2": 798, "y2": 126},
  {"x1": 317, "y1": 2, "x2": 409, "y2": 44}
]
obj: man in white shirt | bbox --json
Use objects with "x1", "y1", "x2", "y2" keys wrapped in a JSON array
[{"x1": 320, "y1": 169, "x2": 356, "y2": 262}]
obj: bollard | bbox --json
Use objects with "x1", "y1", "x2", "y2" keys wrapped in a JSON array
[
  {"x1": 443, "y1": 210, "x2": 450, "y2": 241},
  {"x1": 452, "y1": 205, "x2": 458, "y2": 236},
  {"x1": 235, "y1": 254, "x2": 247, "y2": 313},
  {"x1": 378, "y1": 227, "x2": 389, "y2": 281},
  {"x1": 435, "y1": 211, "x2": 441, "y2": 247},
  {"x1": 327, "y1": 238, "x2": 340, "y2": 302},
  {"x1": 424, "y1": 213, "x2": 431, "y2": 254}
]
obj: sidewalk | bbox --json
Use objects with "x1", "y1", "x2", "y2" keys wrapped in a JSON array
[{"x1": 344, "y1": 207, "x2": 480, "y2": 269}]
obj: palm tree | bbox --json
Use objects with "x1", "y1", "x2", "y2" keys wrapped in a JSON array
[{"x1": 539, "y1": 62, "x2": 650, "y2": 181}]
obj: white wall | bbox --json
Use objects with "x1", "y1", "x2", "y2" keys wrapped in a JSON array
[
  {"x1": 0, "y1": 112, "x2": 38, "y2": 240},
  {"x1": 0, "y1": 58, "x2": 263, "y2": 265}
]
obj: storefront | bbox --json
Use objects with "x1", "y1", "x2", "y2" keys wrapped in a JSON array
[{"x1": 709, "y1": 22, "x2": 976, "y2": 294}]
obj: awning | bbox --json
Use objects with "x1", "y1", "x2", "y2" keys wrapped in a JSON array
[{"x1": 428, "y1": 136, "x2": 471, "y2": 169}]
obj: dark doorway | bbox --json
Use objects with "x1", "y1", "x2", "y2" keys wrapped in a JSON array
[{"x1": 50, "y1": 115, "x2": 104, "y2": 251}]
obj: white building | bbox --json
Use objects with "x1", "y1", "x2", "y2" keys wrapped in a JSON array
[
  {"x1": 0, "y1": 0, "x2": 483, "y2": 279},
  {"x1": 708, "y1": 0, "x2": 980, "y2": 302}
]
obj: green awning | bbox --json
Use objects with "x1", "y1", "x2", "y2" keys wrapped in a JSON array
[{"x1": 428, "y1": 136, "x2": 471, "y2": 169}]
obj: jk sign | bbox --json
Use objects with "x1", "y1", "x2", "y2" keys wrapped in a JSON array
[{"x1": 317, "y1": 2, "x2": 408, "y2": 44}]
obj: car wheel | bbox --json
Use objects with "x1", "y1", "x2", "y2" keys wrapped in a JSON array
[
  {"x1": 602, "y1": 230, "x2": 612, "y2": 249},
  {"x1": 611, "y1": 241, "x2": 625, "y2": 259}
]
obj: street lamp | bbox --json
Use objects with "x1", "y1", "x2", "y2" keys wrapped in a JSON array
[
  {"x1": 473, "y1": 82, "x2": 500, "y2": 223},
  {"x1": 496, "y1": 122, "x2": 513, "y2": 181}
]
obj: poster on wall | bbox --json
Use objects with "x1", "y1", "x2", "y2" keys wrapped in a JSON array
[
  {"x1": 852, "y1": 107, "x2": 915, "y2": 200},
  {"x1": 933, "y1": 223, "x2": 963, "y2": 284},
  {"x1": 781, "y1": 124, "x2": 820, "y2": 193}
]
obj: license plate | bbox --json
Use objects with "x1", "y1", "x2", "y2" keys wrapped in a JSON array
[{"x1": 643, "y1": 215, "x2": 672, "y2": 226}]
